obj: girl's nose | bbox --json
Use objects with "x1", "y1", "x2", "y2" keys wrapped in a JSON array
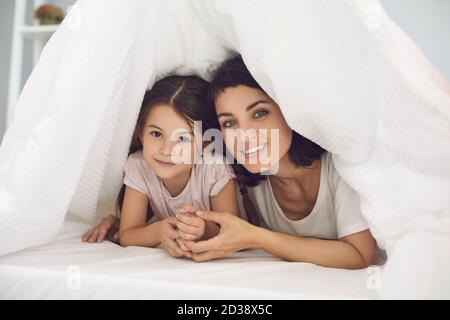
[{"x1": 159, "y1": 139, "x2": 173, "y2": 157}]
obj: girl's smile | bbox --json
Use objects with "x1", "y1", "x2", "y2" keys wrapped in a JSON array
[{"x1": 154, "y1": 158, "x2": 176, "y2": 167}]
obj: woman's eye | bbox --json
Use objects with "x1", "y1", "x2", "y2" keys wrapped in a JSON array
[
  {"x1": 253, "y1": 110, "x2": 268, "y2": 118},
  {"x1": 150, "y1": 131, "x2": 162, "y2": 138},
  {"x1": 222, "y1": 120, "x2": 235, "y2": 128}
]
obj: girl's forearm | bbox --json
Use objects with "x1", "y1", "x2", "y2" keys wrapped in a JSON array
[
  {"x1": 119, "y1": 221, "x2": 162, "y2": 248},
  {"x1": 250, "y1": 227, "x2": 369, "y2": 269}
]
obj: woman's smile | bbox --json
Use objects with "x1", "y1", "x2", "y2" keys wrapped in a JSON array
[{"x1": 241, "y1": 143, "x2": 267, "y2": 159}]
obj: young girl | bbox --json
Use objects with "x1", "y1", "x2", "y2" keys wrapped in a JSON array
[{"x1": 82, "y1": 75, "x2": 240, "y2": 258}]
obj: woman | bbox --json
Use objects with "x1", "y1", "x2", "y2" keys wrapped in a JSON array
[
  {"x1": 181, "y1": 56, "x2": 376, "y2": 269},
  {"x1": 83, "y1": 56, "x2": 376, "y2": 269}
]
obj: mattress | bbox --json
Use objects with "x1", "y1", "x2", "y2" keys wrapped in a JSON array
[{"x1": 0, "y1": 216, "x2": 380, "y2": 299}]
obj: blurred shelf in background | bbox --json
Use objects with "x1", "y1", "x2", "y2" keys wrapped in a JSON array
[
  {"x1": 6, "y1": 0, "x2": 65, "y2": 128},
  {"x1": 19, "y1": 24, "x2": 59, "y2": 37}
]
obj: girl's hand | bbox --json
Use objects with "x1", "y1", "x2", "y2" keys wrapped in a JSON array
[
  {"x1": 158, "y1": 217, "x2": 192, "y2": 258},
  {"x1": 176, "y1": 205, "x2": 206, "y2": 241},
  {"x1": 82, "y1": 215, "x2": 119, "y2": 243},
  {"x1": 184, "y1": 210, "x2": 255, "y2": 262}
]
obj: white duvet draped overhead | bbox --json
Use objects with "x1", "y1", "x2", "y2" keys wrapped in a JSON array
[{"x1": 0, "y1": 0, "x2": 449, "y2": 298}]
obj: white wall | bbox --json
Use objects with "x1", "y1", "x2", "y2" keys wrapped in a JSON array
[
  {"x1": 0, "y1": 0, "x2": 74, "y2": 139},
  {"x1": 0, "y1": 0, "x2": 449, "y2": 139},
  {"x1": 380, "y1": 0, "x2": 450, "y2": 80},
  {"x1": 0, "y1": 0, "x2": 15, "y2": 140}
]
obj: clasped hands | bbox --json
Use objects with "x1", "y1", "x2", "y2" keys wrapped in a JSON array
[
  {"x1": 83, "y1": 204, "x2": 252, "y2": 262},
  {"x1": 158, "y1": 204, "x2": 207, "y2": 259}
]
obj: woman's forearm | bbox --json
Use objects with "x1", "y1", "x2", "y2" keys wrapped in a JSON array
[
  {"x1": 251, "y1": 227, "x2": 369, "y2": 269},
  {"x1": 119, "y1": 221, "x2": 162, "y2": 248}
]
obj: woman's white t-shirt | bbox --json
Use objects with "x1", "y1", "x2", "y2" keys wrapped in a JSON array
[{"x1": 247, "y1": 152, "x2": 369, "y2": 240}]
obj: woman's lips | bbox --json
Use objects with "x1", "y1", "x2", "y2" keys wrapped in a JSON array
[{"x1": 240, "y1": 143, "x2": 268, "y2": 160}]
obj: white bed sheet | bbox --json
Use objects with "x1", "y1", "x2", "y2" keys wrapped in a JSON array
[{"x1": 0, "y1": 218, "x2": 379, "y2": 299}]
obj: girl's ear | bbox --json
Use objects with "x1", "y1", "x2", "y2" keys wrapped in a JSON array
[
  {"x1": 128, "y1": 133, "x2": 144, "y2": 154},
  {"x1": 136, "y1": 129, "x2": 144, "y2": 144}
]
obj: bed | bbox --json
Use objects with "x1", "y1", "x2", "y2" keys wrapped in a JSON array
[{"x1": 0, "y1": 215, "x2": 381, "y2": 299}]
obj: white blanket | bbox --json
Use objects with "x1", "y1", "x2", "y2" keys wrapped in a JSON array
[
  {"x1": 0, "y1": 218, "x2": 379, "y2": 299},
  {"x1": 0, "y1": 0, "x2": 449, "y2": 298}
]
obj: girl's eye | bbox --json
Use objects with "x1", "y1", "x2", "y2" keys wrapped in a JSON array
[
  {"x1": 222, "y1": 120, "x2": 236, "y2": 128},
  {"x1": 253, "y1": 110, "x2": 268, "y2": 118},
  {"x1": 178, "y1": 135, "x2": 191, "y2": 143},
  {"x1": 150, "y1": 131, "x2": 162, "y2": 138}
]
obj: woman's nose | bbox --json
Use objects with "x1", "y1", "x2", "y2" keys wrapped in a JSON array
[{"x1": 236, "y1": 126, "x2": 258, "y2": 144}]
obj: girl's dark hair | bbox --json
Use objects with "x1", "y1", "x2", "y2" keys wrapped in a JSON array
[
  {"x1": 209, "y1": 55, "x2": 326, "y2": 187},
  {"x1": 117, "y1": 75, "x2": 218, "y2": 218}
]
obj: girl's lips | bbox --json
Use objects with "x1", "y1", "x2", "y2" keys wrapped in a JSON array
[{"x1": 155, "y1": 159, "x2": 176, "y2": 167}]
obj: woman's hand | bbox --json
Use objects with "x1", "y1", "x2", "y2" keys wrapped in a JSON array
[
  {"x1": 183, "y1": 210, "x2": 256, "y2": 262},
  {"x1": 176, "y1": 205, "x2": 206, "y2": 241},
  {"x1": 158, "y1": 217, "x2": 192, "y2": 259},
  {"x1": 82, "y1": 214, "x2": 119, "y2": 243}
]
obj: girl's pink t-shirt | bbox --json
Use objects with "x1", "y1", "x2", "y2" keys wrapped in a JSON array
[{"x1": 123, "y1": 150, "x2": 235, "y2": 219}]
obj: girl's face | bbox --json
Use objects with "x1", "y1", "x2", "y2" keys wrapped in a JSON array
[
  {"x1": 140, "y1": 104, "x2": 198, "y2": 180},
  {"x1": 215, "y1": 85, "x2": 292, "y2": 174}
]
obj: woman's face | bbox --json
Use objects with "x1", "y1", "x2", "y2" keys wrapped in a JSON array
[{"x1": 215, "y1": 85, "x2": 292, "y2": 174}]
